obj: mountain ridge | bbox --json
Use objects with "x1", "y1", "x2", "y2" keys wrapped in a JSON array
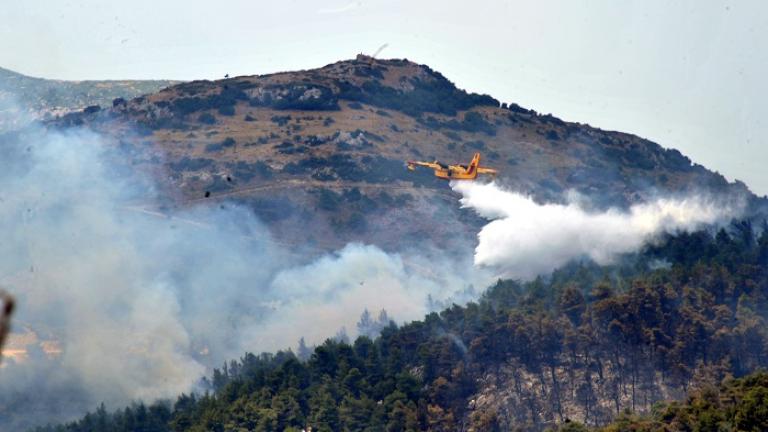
[
  {"x1": 0, "y1": 66, "x2": 179, "y2": 130},
  {"x1": 41, "y1": 56, "x2": 762, "y2": 251}
]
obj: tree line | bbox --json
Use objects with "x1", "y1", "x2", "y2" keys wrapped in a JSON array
[{"x1": 35, "y1": 220, "x2": 768, "y2": 431}]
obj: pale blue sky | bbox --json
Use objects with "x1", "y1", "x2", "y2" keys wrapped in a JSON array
[{"x1": 2, "y1": 0, "x2": 766, "y2": 194}]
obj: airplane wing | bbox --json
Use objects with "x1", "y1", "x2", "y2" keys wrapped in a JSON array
[
  {"x1": 407, "y1": 161, "x2": 442, "y2": 170},
  {"x1": 476, "y1": 167, "x2": 498, "y2": 175}
]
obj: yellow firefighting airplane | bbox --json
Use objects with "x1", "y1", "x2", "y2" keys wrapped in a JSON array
[{"x1": 406, "y1": 152, "x2": 497, "y2": 180}]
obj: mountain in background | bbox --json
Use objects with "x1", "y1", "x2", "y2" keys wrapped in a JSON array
[
  {"x1": 45, "y1": 55, "x2": 763, "y2": 253},
  {"x1": 0, "y1": 66, "x2": 178, "y2": 131}
]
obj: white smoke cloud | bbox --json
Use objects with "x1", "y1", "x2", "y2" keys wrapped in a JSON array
[
  {"x1": 0, "y1": 125, "x2": 481, "y2": 430},
  {"x1": 0, "y1": 94, "x2": 36, "y2": 132},
  {"x1": 452, "y1": 181, "x2": 744, "y2": 279},
  {"x1": 250, "y1": 244, "x2": 489, "y2": 349}
]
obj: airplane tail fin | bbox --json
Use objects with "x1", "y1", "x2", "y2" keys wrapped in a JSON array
[{"x1": 466, "y1": 153, "x2": 481, "y2": 175}]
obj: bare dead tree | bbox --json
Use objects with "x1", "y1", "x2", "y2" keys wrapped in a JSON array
[{"x1": 0, "y1": 289, "x2": 14, "y2": 363}]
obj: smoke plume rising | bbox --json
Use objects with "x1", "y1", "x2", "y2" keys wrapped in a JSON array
[
  {"x1": 0, "y1": 126, "x2": 481, "y2": 430},
  {"x1": 0, "y1": 121, "x2": 742, "y2": 430},
  {"x1": 452, "y1": 181, "x2": 744, "y2": 279}
]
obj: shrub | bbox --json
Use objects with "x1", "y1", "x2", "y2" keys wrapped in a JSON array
[
  {"x1": 270, "y1": 115, "x2": 292, "y2": 127},
  {"x1": 168, "y1": 157, "x2": 214, "y2": 171},
  {"x1": 316, "y1": 189, "x2": 341, "y2": 211},
  {"x1": 218, "y1": 105, "x2": 235, "y2": 116},
  {"x1": 442, "y1": 130, "x2": 462, "y2": 141},
  {"x1": 419, "y1": 112, "x2": 496, "y2": 136},
  {"x1": 228, "y1": 160, "x2": 273, "y2": 182},
  {"x1": 205, "y1": 137, "x2": 236, "y2": 152},
  {"x1": 251, "y1": 198, "x2": 294, "y2": 223},
  {"x1": 198, "y1": 112, "x2": 216, "y2": 125},
  {"x1": 461, "y1": 111, "x2": 496, "y2": 135},
  {"x1": 346, "y1": 212, "x2": 367, "y2": 232},
  {"x1": 172, "y1": 86, "x2": 247, "y2": 116},
  {"x1": 506, "y1": 103, "x2": 537, "y2": 115},
  {"x1": 282, "y1": 155, "x2": 367, "y2": 181},
  {"x1": 540, "y1": 113, "x2": 565, "y2": 126},
  {"x1": 466, "y1": 140, "x2": 486, "y2": 150},
  {"x1": 337, "y1": 75, "x2": 499, "y2": 118},
  {"x1": 353, "y1": 65, "x2": 385, "y2": 79},
  {"x1": 546, "y1": 130, "x2": 561, "y2": 141},
  {"x1": 343, "y1": 188, "x2": 363, "y2": 202},
  {"x1": 249, "y1": 84, "x2": 340, "y2": 111}
]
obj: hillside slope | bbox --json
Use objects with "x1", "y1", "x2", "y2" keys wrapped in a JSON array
[
  {"x1": 50, "y1": 55, "x2": 760, "y2": 251},
  {"x1": 557, "y1": 371, "x2": 768, "y2": 431},
  {"x1": 35, "y1": 224, "x2": 768, "y2": 431},
  {"x1": 0, "y1": 66, "x2": 177, "y2": 130}
]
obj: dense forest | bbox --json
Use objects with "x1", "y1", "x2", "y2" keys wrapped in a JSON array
[{"x1": 35, "y1": 220, "x2": 768, "y2": 431}]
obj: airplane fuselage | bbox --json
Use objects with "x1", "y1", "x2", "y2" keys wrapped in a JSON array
[{"x1": 406, "y1": 152, "x2": 497, "y2": 180}]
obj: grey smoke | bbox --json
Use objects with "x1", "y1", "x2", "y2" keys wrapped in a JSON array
[
  {"x1": 0, "y1": 94, "x2": 35, "y2": 133},
  {"x1": 0, "y1": 125, "x2": 485, "y2": 430}
]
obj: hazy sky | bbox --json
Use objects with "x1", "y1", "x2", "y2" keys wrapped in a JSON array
[{"x1": 2, "y1": 0, "x2": 766, "y2": 194}]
